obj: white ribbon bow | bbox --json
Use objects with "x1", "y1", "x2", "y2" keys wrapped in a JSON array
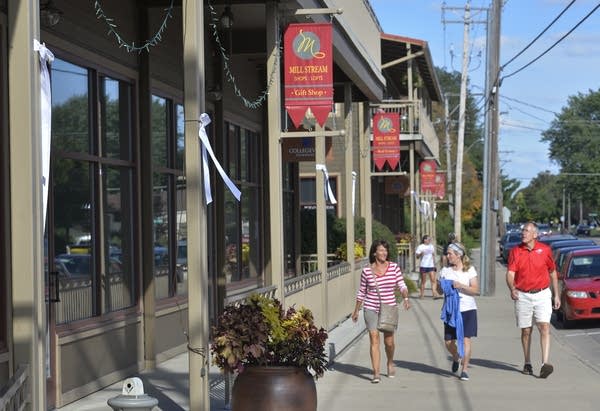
[
  {"x1": 351, "y1": 171, "x2": 357, "y2": 216},
  {"x1": 198, "y1": 113, "x2": 241, "y2": 204},
  {"x1": 315, "y1": 164, "x2": 337, "y2": 204},
  {"x1": 34, "y1": 40, "x2": 54, "y2": 229}
]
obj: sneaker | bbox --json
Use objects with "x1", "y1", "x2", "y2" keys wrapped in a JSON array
[
  {"x1": 451, "y1": 360, "x2": 459, "y2": 373},
  {"x1": 460, "y1": 371, "x2": 469, "y2": 381},
  {"x1": 522, "y1": 363, "x2": 533, "y2": 375},
  {"x1": 540, "y1": 363, "x2": 554, "y2": 378}
]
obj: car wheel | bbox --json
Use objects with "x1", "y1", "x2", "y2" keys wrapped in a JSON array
[{"x1": 558, "y1": 309, "x2": 574, "y2": 329}]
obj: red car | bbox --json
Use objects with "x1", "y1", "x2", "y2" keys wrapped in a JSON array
[{"x1": 556, "y1": 248, "x2": 600, "y2": 327}]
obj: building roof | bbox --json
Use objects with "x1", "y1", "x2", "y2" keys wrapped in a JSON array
[{"x1": 380, "y1": 33, "x2": 443, "y2": 102}]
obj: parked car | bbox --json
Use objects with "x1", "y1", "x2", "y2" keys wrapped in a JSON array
[
  {"x1": 537, "y1": 223, "x2": 552, "y2": 236},
  {"x1": 55, "y1": 254, "x2": 122, "y2": 278},
  {"x1": 499, "y1": 232, "x2": 522, "y2": 262},
  {"x1": 550, "y1": 239, "x2": 596, "y2": 253},
  {"x1": 576, "y1": 224, "x2": 591, "y2": 236},
  {"x1": 538, "y1": 234, "x2": 577, "y2": 246},
  {"x1": 556, "y1": 248, "x2": 600, "y2": 327},
  {"x1": 554, "y1": 245, "x2": 600, "y2": 274}
]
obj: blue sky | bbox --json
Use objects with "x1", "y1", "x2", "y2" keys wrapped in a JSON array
[{"x1": 369, "y1": 0, "x2": 600, "y2": 187}]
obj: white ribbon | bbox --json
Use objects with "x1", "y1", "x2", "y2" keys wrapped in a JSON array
[
  {"x1": 351, "y1": 171, "x2": 357, "y2": 216},
  {"x1": 198, "y1": 113, "x2": 241, "y2": 204},
  {"x1": 422, "y1": 200, "x2": 430, "y2": 217},
  {"x1": 315, "y1": 164, "x2": 337, "y2": 204},
  {"x1": 34, "y1": 40, "x2": 54, "y2": 229}
]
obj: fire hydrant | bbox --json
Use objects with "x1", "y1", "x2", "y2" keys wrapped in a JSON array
[{"x1": 107, "y1": 377, "x2": 159, "y2": 411}]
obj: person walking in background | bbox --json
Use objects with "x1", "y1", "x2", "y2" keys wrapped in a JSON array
[
  {"x1": 441, "y1": 232, "x2": 457, "y2": 267},
  {"x1": 437, "y1": 242, "x2": 479, "y2": 381},
  {"x1": 505, "y1": 222, "x2": 560, "y2": 379},
  {"x1": 415, "y1": 234, "x2": 440, "y2": 299},
  {"x1": 351, "y1": 239, "x2": 410, "y2": 383}
]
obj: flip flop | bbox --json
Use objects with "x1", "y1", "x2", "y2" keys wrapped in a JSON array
[{"x1": 371, "y1": 377, "x2": 380, "y2": 384}]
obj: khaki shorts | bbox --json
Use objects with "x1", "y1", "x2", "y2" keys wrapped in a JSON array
[{"x1": 514, "y1": 287, "x2": 552, "y2": 328}]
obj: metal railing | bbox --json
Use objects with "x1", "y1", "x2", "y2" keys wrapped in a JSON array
[{"x1": 0, "y1": 365, "x2": 29, "y2": 411}]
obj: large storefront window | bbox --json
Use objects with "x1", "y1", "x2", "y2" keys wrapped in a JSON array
[
  {"x1": 223, "y1": 124, "x2": 263, "y2": 292},
  {"x1": 152, "y1": 96, "x2": 187, "y2": 299},
  {"x1": 51, "y1": 58, "x2": 135, "y2": 324}
]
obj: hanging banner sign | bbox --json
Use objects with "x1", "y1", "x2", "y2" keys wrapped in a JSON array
[
  {"x1": 284, "y1": 23, "x2": 333, "y2": 128},
  {"x1": 372, "y1": 112, "x2": 400, "y2": 171},
  {"x1": 419, "y1": 160, "x2": 437, "y2": 192},
  {"x1": 434, "y1": 172, "x2": 446, "y2": 199}
]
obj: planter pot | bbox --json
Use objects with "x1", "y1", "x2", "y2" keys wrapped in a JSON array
[{"x1": 231, "y1": 366, "x2": 317, "y2": 411}]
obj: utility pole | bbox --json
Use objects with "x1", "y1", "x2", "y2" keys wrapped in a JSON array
[
  {"x1": 443, "y1": 1, "x2": 487, "y2": 242},
  {"x1": 453, "y1": 3, "x2": 470, "y2": 241},
  {"x1": 480, "y1": 0, "x2": 501, "y2": 296},
  {"x1": 444, "y1": 94, "x2": 454, "y2": 219}
]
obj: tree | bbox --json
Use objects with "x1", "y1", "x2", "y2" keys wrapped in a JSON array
[
  {"x1": 511, "y1": 172, "x2": 562, "y2": 223},
  {"x1": 541, "y1": 89, "x2": 600, "y2": 214}
]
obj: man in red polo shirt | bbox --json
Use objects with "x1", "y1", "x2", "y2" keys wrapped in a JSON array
[{"x1": 506, "y1": 222, "x2": 560, "y2": 379}]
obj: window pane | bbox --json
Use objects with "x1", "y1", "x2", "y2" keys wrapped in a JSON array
[
  {"x1": 241, "y1": 186, "x2": 262, "y2": 286},
  {"x1": 103, "y1": 166, "x2": 134, "y2": 312},
  {"x1": 176, "y1": 174, "x2": 187, "y2": 295},
  {"x1": 153, "y1": 172, "x2": 170, "y2": 299},
  {"x1": 152, "y1": 96, "x2": 168, "y2": 167},
  {"x1": 53, "y1": 159, "x2": 94, "y2": 324},
  {"x1": 240, "y1": 130, "x2": 248, "y2": 182},
  {"x1": 51, "y1": 59, "x2": 90, "y2": 153},
  {"x1": 176, "y1": 104, "x2": 185, "y2": 171},
  {"x1": 101, "y1": 77, "x2": 133, "y2": 160},
  {"x1": 224, "y1": 191, "x2": 240, "y2": 285},
  {"x1": 227, "y1": 123, "x2": 239, "y2": 179}
]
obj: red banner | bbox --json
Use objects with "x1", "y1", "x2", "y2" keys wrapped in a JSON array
[
  {"x1": 434, "y1": 172, "x2": 446, "y2": 199},
  {"x1": 419, "y1": 160, "x2": 437, "y2": 192},
  {"x1": 284, "y1": 23, "x2": 333, "y2": 128},
  {"x1": 372, "y1": 112, "x2": 400, "y2": 171}
]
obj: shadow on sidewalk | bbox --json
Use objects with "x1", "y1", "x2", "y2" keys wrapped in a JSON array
[
  {"x1": 469, "y1": 358, "x2": 520, "y2": 373},
  {"x1": 326, "y1": 362, "x2": 378, "y2": 382}
]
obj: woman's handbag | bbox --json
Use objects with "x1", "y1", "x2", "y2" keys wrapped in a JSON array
[{"x1": 372, "y1": 273, "x2": 399, "y2": 332}]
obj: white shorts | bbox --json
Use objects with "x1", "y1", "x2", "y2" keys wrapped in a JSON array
[{"x1": 514, "y1": 287, "x2": 552, "y2": 328}]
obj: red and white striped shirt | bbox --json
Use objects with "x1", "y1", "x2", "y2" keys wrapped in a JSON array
[{"x1": 356, "y1": 261, "x2": 407, "y2": 312}]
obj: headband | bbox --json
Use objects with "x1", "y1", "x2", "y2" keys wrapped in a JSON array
[{"x1": 448, "y1": 243, "x2": 465, "y2": 256}]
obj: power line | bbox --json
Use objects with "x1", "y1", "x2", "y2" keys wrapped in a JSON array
[
  {"x1": 500, "y1": 0, "x2": 576, "y2": 70},
  {"x1": 502, "y1": 3, "x2": 600, "y2": 81}
]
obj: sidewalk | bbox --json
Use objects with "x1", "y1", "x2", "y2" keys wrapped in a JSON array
[{"x1": 59, "y1": 250, "x2": 600, "y2": 410}]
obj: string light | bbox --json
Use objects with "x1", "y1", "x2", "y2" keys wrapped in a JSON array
[
  {"x1": 94, "y1": 0, "x2": 174, "y2": 53},
  {"x1": 207, "y1": 1, "x2": 280, "y2": 110}
]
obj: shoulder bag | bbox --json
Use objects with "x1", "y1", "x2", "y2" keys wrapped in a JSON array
[{"x1": 372, "y1": 271, "x2": 399, "y2": 332}]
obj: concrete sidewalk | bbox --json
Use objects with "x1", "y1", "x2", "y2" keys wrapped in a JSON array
[{"x1": 59, "y1": 250, "x2": 600, "y2": 410}]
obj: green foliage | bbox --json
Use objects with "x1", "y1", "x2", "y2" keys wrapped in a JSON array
[
  {"x1": 211, "y1": 295, "x2": 328, "y2": 378},
  {"x1": 372, "y1": 219, "x2": 398, "y2": 261},
  {"x1": 541, "y1": 88, "x2": 600, "y2": 216},
  {"x1": 511, "y1": 172, "x2": 562, "y2": 223}
]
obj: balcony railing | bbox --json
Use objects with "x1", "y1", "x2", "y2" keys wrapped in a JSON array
[{"x1": 0, "y1": 364, "x2": 29, "y2": 411}]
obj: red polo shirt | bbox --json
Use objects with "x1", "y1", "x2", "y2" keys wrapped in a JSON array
[{"x1": 507, "y1": 240, "x2": 555, "y2": 291}]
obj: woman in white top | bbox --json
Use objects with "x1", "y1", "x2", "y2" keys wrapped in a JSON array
[
  {"x1": 437, "y1": 242, "x2": 479, "y2": 381},
  {"x1": 415, "y1": 234, "x2": 441, "y2": 299}
]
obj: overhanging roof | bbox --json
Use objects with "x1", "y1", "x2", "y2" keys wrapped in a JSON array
[{"x1": 380, "y1": 33, "x2": 442, "y2": 102}]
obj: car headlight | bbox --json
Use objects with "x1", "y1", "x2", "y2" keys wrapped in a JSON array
[{"x1": 566, "y1": 290, "x2": 588, "y2": 298}]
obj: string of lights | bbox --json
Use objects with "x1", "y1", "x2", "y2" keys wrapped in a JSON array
[{"x1": 94, "y1": 0, "x2": 174, "y2": 53}]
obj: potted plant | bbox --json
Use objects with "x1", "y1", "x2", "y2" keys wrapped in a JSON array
[{"x1": 211, "y1": 294, "x2": 328, "y2": 411}]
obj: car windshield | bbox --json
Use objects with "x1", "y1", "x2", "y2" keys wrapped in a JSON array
[{"x1": 567, "y1": 255, "x2": 600, "y2": 278}]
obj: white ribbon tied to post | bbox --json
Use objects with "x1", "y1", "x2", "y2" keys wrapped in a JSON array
[
  {"x1": 351, "y1": 171, "x2": 357, "y2": 216},
  {"x1": 198, "y1": 113, "x2": 241, "y2": 204},
  {"x1": 34, "y1": 40, "x2": 55, "y2": 229},
  {"x1": 315, "y1": 164, "x2": 337, "y2": 205}
]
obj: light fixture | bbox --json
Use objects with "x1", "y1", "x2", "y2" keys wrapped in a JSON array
[
  {"x1": 219, "y1": 6, "x2": 234, "y2": 30},
  {"x1": 40, "y1": 0, "x2": 63, "y2": 27}
]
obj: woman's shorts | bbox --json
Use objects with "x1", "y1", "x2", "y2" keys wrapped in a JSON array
[
  {"x1": 420, "y1": 267, "x2": 437, "y2": 274},
  {"x1": 444, "y1": 309, "x2": 477, "y2": 340}
]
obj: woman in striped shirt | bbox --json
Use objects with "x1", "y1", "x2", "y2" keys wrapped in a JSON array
[{"x1": 352, "y1": 239, "x2": 411, "y2": 383}]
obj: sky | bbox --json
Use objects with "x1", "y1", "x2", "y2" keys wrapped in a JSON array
[{"x1": 369, "y1": 0, "x2": 600, "y2": 188}]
